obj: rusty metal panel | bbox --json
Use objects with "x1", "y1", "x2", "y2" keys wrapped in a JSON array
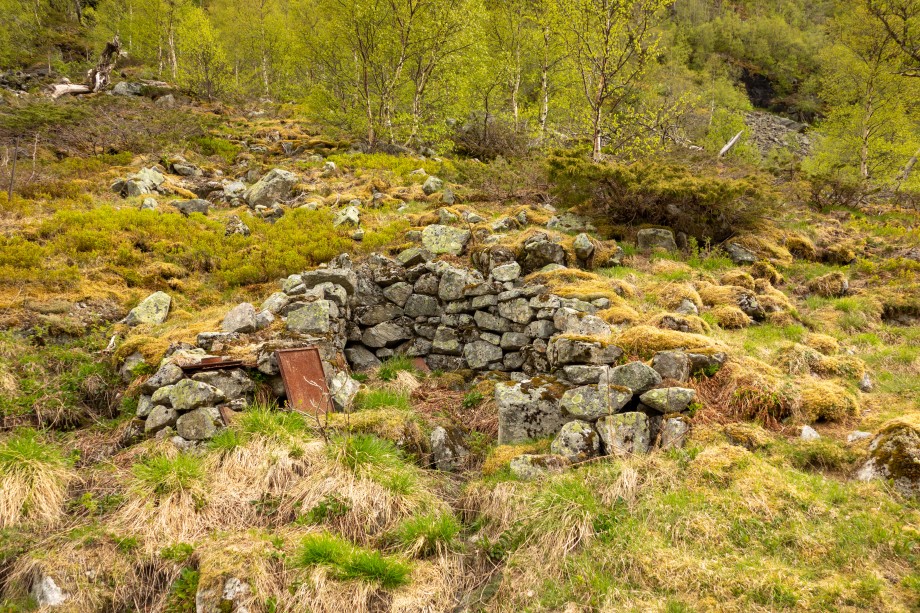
[
  {"x1": 179, "y1": 356, "x2": 245, "y2": 373},
  {"x1": 275, "y1": 347, "x2": 333, "y2": 415}
]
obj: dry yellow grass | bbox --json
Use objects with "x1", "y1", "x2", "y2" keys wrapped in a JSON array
[
  {"x1": 616, "y1": 325, "x2": 723, "y2": 356},
  {"x1": 711, "y1": 305, "x2": 752, "y2": 329},
  {"x1": 0, "y1": 429, "x2": 74, "y2": 528},
  {"x1": 798, "y1": 380, "x2": 859, "y2": 423},
  {"x1": 719, "y1": 270, "x2": 756, "y2": 290}
]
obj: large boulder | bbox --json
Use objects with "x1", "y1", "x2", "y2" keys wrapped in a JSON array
[
  {"x1": 113, "y1": 166, "x2": 165, "y2": 197},
  {"x1": 551, "y1": 420, "x2": 600, "y2": 462},
  {"x1": 509, "y1": 454, "x2": 569, "y2": 480},
  {"x1": 547, "y1": 336, "x2": 622, "y2": 367},
  {"x1": 553, "y1": 309, "x2": 611, "y2": 336},
  {"x1": 191, "y1": 369, "x2": 254, "y2": 400},
  {"x1": 222, "y1": 303, "x2": 258, "y2": 333},
  {"x1": 362, "y1": 322, "x2": 413, "y2": 348},
  {"x1": 497, "y1": 380, "x2": 567, "y2": 444},
  {"x1": 560, "y1": 385, "x2": 632, "y2": 421},
  {"x1": 125, "y1": 291, "x2": 172, "y2": 326},
  {"x1": 639, "y1": 387, "x2": 696, "y2": 413},
  {"x1": 431, "y1": 426, "x2": 469, "y2": 472},
  {"x1": 404, "y1": 294, "x2": 440, "y2": 317},
  {"x1": 245, "y1": 168, "x2": 298, "y2": 208},
  {"x1": 345, "y1": 346, "x2": 382, "y2": 371},
  {"x1": 422, "y1": 176, "x2": 444, "y2": 195},
  {"x1": 141, "y1": 362, "x2": 184, "y2": 394},
  {"x1": 421, "y1": 224, "x2": 471, "y2": 255},
  {"x1": 463, "y1": 341, "x2": 503, "y2": 370},
  {"x1": 300, "y1": 268, "x2": 358, "y2": 295},
  {"x1": 176, "y1": 407, "x2": 222, "y2": 440},
  {"x1": 856, "y1": 416, "x2": 920, "y2": 497},
  {"x1": 286, "y1": 301, "x2": 332, "y2": 334},
  {"x1": 637, "y1": 228, "x2": 678, "y2": 252},
  {"x1": 651, "y1": 351, "x2": 691, "y2": 382},
  {"x1": 168, "y1": 379, "x2": 225, "y2": 412},
  {"x1": 519, "y1": 234, "x2": 566, "y2": 273},
  {"x1": 605, "y1": 361, "x2": 662, "y2": 393},
  {"x1": 144, "y1": 405, "x2": 178, "y2": 434},
  {"x1": 596, "y1": 412, "x2": 651, "y2": 455},
  {"x1": 172, "y1": 199, "x2": 210, "y2": 216}
]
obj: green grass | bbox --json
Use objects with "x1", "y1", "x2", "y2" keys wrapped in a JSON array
[
  {"x1": 334, "y1": 434, "x2": 405, "y2": 472},
  {"x1": 294, "y1": 532, "x2": 412, "y2": 589},
  {"x1": 354, "y1": 389, "x2": 411, "y2": 411},
  {"x1": 377, "y1": 355, "x2": 418, "y2": 382},
  {"x1": 0, "y1": 429, "x2": 70, "y2": 476},
  {"x1": 130, "y1": 453, "x2": 206, "y2": 497},
  {"x1": 390, "y1": 512, "x2": 462, "y2": 557}
]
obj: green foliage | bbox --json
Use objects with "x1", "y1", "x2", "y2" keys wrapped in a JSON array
[
  {"x1": 295, "y1": 532, "x2": 412, "y2": 589},
  {"x1": 160, "y1": 542, "x2": 196, "y2": 563},
  {"x1": 130, "y1": 453, "x2": 206, "y2": 498},
  {"x1": 334, "y1": 434, "x2": 405, "y2": 473},
  {"x1": 0, "y1": 102, "x2": 90, "y2": 134},
  {"x1": 165, "y1": 568, "x2": 200, "y2": 613},
  {"x1": 376, "y1": 355, "x2": 418, "y2": 382},
  {"x1": 462, "y1": 391, "x2": 484, "y2": 409},
  {"x1": 298, "y1": 494, "x2": 351, "y2": 525},
  {"x1": 0, "y1": 428, "x2": 70, "y2": 477},
  {"x1": 354, "y1": 390, "x2": 411, "y2": 412},
  {"x1": 188, "y1": 135, "x2": 239, "y2": 163},
  {"x1": 390, "y1": 512, "x2": 461, "y2": 557},
  {"x1": 548, "y1": 152, "x2": 775, "y2": 241}
]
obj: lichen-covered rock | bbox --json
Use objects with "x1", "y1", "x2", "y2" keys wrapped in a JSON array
[
  {"x1": 560, "y1": 385, "x2": 632, "y2": 421},
  {"x1": 651, "y1": 351, "x2": 691, "y2": 382},
  {"x1": 597, "y1": 412, "x2": 651, "y2": 455},
  {"x1": 687, "y1": 352, "x2": 727, "y2": 376},
  {"x1": 422, "y1": 176, "x2": 444, "y2": 195},
  {"x1": 137, "y1": 395, "x2": 154, "y2": 418},
  {"x1": 191, "y1": 369, "x2": 254, "y2": 400},
  {"x1": 553, "y1": 309, "x2": 611, "y2": 336},
  {"x1": 431, "y1": 426, "x2": 469, "y2": 471},
  {"x1": 404, "y1": 294, "x2": 440, "y2": 317},
  {"x1": 362, "y1": 321, "x2": 413, "y2": 348},
  {"x1": 145, "y1": 405, "x2": 178, "y2": 434},
  {"x1": 432, "y1": 326, "x2": 462, "y2": 355},
  {"x1": 725, "y1": 242, "x2": 757, "y2": 265},
  {"x1": 473, "y1": 310, "x2": 513, "y2": 333},
  {"x1": 31, "y1": 574, "x2": 68, "y2": 607},
  {"x1": 561, "y1": 365, "x2": 608, "y2": 385},
  {"x1": 498, "y1": 298, "x2": 533, "y2": 324},
  {"x1": 169, "y1": 379, "x2": 226, "y2": 412},
  {"x1": 660, "y1": 417, "x2": 690, "y2": 450},
  {"x1": 605, "y1": 361, "x2": 662, "y2": 393},
  {"x1": 637, "y1": 228, "x2": 678, "y2": 252},
  {"x1": 222, "y1": 302, "x2": 258, "y2": 333},
  {"x1": 856, "y1": 416, "x2": 920, "y2": 497},
  {"x1": 176, "y1": 407, "x2": 222, "y2": 440},
  {"x1": 519, "y1": 234, "x2": 566, "y2": 273},
  {"x1": 573, "y1": 233, "x2": 595, "y2": 262},
  {"x1": 354, "y1": 303, "x2": 403, "y2": 326},
  {"x1": 421, "y1": 224, "x2": 470, "y2": 255},
  {"x1": 438, "y1": 267, "x2": 470, "y2": 301},
  {"x1": 509, "y1": 454, "x2": 569, "y2": 480},
  {"x1": 547, "y1": 336, "x2": 622, "y2": 367},
  {"x1": 141, "y1": 362, "x2": 184, "y2": 394},
  {"x1": 245, "y1": 168, "x2": 298, "y2": 208},
  {"x1": 497, "y1": 380, "x2": 567, "y2": 444},
  {"x1": 126, "y1": 291, "x2": 171, "y2": 326},
  {"x1": 261, "y1": 292, "x2": 291, "y2": 315},
  {"x1": 286, "y1": 301, "x2": 332, "y2": 334},
  {"x1": 345, "y1": 346, "x2": 382, "y2": 371},
  {"x1": 491, "y1": 262, "x2": 521, "y2": 282},
  {"x1": 463, "y1": 340, "x2": 503, "y2": 370},
  {"x1": 551, "y1": 420, "x2": 600, "y2": 462},
  {"x1": 151, "y1": 385, "x2": 174, "y2": 406},
  {"x1": 334, "y1": 205, "x2": 361, "y2": 227},
  {"x1": 383, "y1": 282, "x2": 414, "y2": 307},
  {"x1": 639, "y1": 387, "x2": 696, "y2": 413},
  {"x1": 329, "y1": 371, "x2": 361, "y2": 411}
]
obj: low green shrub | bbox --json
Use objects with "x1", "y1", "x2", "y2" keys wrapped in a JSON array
[
  {"x1": 294, "y1": 532, "x2": 411, "y2": 589},
  {"x1": 547, "y1": 152, "x2": 775, "y2": 242}
]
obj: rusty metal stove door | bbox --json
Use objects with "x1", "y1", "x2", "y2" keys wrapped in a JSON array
[{"x1": 275, "y1": 347, "x2": 333, "y2": 415}]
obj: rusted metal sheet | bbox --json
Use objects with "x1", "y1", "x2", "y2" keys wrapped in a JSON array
[
  {"x1": 275, "y1": 347, "x2": 333, "y2": 415},
  {"x1": 179, "y1": 356, "x2": 245, "y2": 373}
]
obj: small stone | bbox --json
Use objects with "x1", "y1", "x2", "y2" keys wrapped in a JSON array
[
  {"x1": 383, "y1": 282, "x2": 413, "y2": 307},
  {"x1": 561, "y1": 365, "x2": 608, "y2": 385},
  {"x1": 573, "y1": 233, "x2": 595, "y2": 262},
  {"x1": 491, "y1": 262, "x2": 521, "y2": 282},
  {"x1": 660, "y1": 417, "x2": 690, "y2": 450},
  {"x1": 463, "y1": 340, "x2": 503, "y2": 369},
  {"x1": 847, "y1": 431, "x2": 872, "y2": 444},
  {"x1": 261, "y1": 292, "x2": 290, "y2": 315},
  {"x1": 222, "y1": 303, "x2": 258, "y2": 333},
  {"x1": 362, "y1": 322, "x2": 413, "y2": 348},
  {"x1": 560, "y1": 385, "x2": 632, "y2": 421},
  {"x1": 329, "y1": 371, "x2": 360, "y2": 411},
  {"x1": 141, "y1": 362, "x2": 184, "y2": 394},
  {"x1": 639, "y1": 387, "x2": 696, "y2": 413},
  {"x1": 551, "y1": 420, "x2": 600, "y2": 462},
  {"x1": 334, "y1": 205, "x2": 361, "y2": 227},
  {"x1": 859, "y1": 372, "x2": 873, "y2": 392},
  {"x1": 800, "y1": 425, "x2": 820, "y2": 441},
  {"x1": 286, "y1": 301, "x2": 332, "y2": 334},
  {"x1": 31, "y1": 574, "x2": 68, "y2": 607},
  {"x1": 500, "y1": 332, "x2": 531, "y2": 351},
  {"x1": 145, "y1": 405, "x2": 178, "y2": 434},
  {"x1": 509, "y1": 454, "x2": 569, "y2": 480},
  {"x1": 137, "y1": 395, "x2": 154, "y2": 418},
  {"x1": 422, "y1": 176, "x2": 444, "y2": 194},
  {"x1": 651, "y1": 351, "x2": 691, "y2": 382},
  {"x1": 597, "y1": 412, "x2": 651, "y2": 455},
  {"x1": 421, "y1": 224, "x2": 471, "y2": 255},
  {"x1": 497, "y1": 380, "x2": 568, "y2": 444},
  {"x1": 176, "y1": 407, "x2": 222, "y2": 440},
  {"x1": 126, "y1": 291, "x2": 171, "y2": 326},
  {"x1": 606, "y1": 361, "x2": 662, "y2": 393},
  {"x1": 431, "y1": 426, "x2": 469, "y2": 471},
  {"x1": 346, "y1": 346, "x2": 382, "y2": 371},
  {"x1": 151, "y1": 385, "x2": 174, "y2": 406},
  {"x1": 636, "y1": 228, "x2": 678, "y2": 252},
  {"x1": 725, "y1": 242, "x2": 757, "y2": 265},
  {"x1": 168, "y1": 379, "x2": 226, "y2": 412},
  {"x1": 497, "y1": 298, "x2": 533, "y2": 325}
]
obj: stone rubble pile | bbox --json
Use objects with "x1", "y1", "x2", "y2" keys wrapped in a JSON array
[{"x1": 132, "y1": 244, "x2": 725, "y2": 456}]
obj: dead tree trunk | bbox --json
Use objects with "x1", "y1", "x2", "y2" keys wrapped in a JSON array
[
  {"x1": 50, "y1": 36, "x2": 122, "y2": 98},
  {"x1": 87, "y1": 35, "x2": 122, "y2": 92}
]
